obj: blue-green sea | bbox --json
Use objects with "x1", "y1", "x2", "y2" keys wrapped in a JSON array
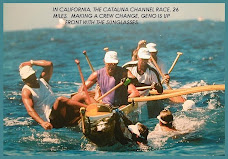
[{"x1": 3, "y1": 20, "x2": 225, "y2": 156}]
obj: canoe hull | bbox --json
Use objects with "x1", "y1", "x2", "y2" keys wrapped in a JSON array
[
  {"x1": 81, "y1": 113, "x2": 116, "y2": 146},
  {"x1": 80, "y1": 102, "x2": 140, "y2": 146}
]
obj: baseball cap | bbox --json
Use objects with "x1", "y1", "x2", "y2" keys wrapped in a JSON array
[
  {"x1": 19, "y1": 65, "x2": 35, "y2": 79},
  {"x1": 104, "y1": 51, "x2": 119, "y2": 63},
  {"x1": 146, "y1": 43, "x2": 157, "y2": 53},
  {"x1": 138, "y1": 48, "x2": 150, "y2": 59}
]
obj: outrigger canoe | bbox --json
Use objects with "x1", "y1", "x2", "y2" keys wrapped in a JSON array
[{"x1": 77, "y1": 84, "x2": 224, "y2": 146}]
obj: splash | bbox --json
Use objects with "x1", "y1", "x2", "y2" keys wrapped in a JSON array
[
  {"x1": 207, "y1": 99, "x2": 217, "y2": 110},
  {"x1": 39, "y1": 132, "x2": 61, "y2": 144},
  {"x1": 22, "y1": 131, "x2": 61, "y2": 144},
  {"x1": 147, "y1": 114, "x2": 205, "y2": 149},
  {"x1": 182, "y1": 80, "x2": 207, "y2": 89},
  {"x1": 4, "y1": 117, "x2": 33, "y2": 126},
  {"x1": 174, "y1": 115, "x2": 205, "y2": 133},
  {"x1": 180, "y1": 80, "x2": 223, "y2": 103},
  {"x1": 81, "y1": 141, "x2": 97, "y2": 151}
]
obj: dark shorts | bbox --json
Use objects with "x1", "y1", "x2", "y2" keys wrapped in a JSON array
[{"x1": 49, "y1": 106, "x2": 81, "y2": 128}]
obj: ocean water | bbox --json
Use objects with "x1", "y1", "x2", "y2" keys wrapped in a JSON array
[{"x1": 3, "y1": 20, "x2": 225, "y2": 156}]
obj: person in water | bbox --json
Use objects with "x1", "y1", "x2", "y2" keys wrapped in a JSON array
[
  {"x1": 19, "y1": 60, "x2": 93, "y2": 130},
  {"x1": 155, "y1": 109, "x2": 177, "y2": 132},
  {"x1": 114, "y1": 110, "x2": 149, "y2": 145}
]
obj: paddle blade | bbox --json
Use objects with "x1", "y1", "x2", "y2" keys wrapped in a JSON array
[{"x1": 169, "y1": 96, "x2": 186, "y2": 103}]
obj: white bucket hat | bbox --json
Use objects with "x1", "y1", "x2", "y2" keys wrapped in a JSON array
[
  {"x1": 19, "y1": 65, "x2": 35, "y2": 79},
  {"x1": 146, "y1": 43, "x2": 157, "y2": 53},
  {"x1": 138, "y1": 48, "x2": 150, "y2": 59},
  {"x1": 128, "y1": 122, "x2": 141, "y2": 137},
  {"x1": 104, "y1": 51, "x2": 119, "y2": 63},
  {"x1": 182, "y1": 100, "x2": 196, "y2": 111},
  {"x1": 157, "y1": 115, "x2": 169, "y2": 124}
]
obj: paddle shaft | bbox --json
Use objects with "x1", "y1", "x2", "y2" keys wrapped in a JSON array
[
  {"x1": 161, "y1": 52, "x2": 183, "y2": 84},
  {"x1": 150, "y1": 56, "x2": 172, "y2": 90},
  {"x1": 83, "y1": 50, "x2": 95, "y2": 72},
  {"x1": 80, "y1": 107, "x2": 86, "y2": 134},
  {"x1": 129, "y1": 84, "x2": 225, "y2": 102},
  {"x1": 150, "y1": 84, "x2": 225, "y2": 95},
  {"x1": 150, "y1": 55, "x2": 186, "y2": 103},
  {"x1": 168, "y1": 52, "x2": 183, "y2": 74},
  {"x1": 136, "y1": 85, "x2": 153, "y2": 90},
  {"x1": 96, "y1": 81, "x2": 123, "y2": 101},
  {"x1": 75, "y1": 59, "x2": 92, "y2": 104}
]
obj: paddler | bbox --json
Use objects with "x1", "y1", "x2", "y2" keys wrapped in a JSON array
[
  {"x1": 154, "y1": 109, "x2": 177, "y2": 132},
  {"x1": 19, "y1": 60, "x2": 93, "y2": 130},
  {"x1": 131, "y1": 40, "x2": 147, "y2": 61},
  {"x1": 72, "y1": 51, "x2": 148, "y2": 145},
  {"x1": 72, "y1": 50, "x2": 140, "y2": 106},
  {"x1": 123, "y1": 47, "x2": 163, "y2": 94}
]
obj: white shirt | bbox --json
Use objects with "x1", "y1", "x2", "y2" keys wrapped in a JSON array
[
  {"x1": 22, "y1": 78, "x2": 56, "y2": 122},
  {"x1": 123, "y1": 61, "x2": 160, "y2": 85}
]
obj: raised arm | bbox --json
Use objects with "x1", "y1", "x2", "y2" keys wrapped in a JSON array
[
  {"x1": 19, "y1": 60, "x2": 53, "y2": 83},
  {"x1": 78, "y1": 71, "x2": 98, "y2": 92}
]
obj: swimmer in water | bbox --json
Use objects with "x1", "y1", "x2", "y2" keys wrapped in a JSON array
[{"x1": 155, "y1": 109, "x2": 177, "y2": 132}]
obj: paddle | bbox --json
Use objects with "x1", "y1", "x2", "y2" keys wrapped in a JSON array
[
  {"x1": 80, "y1": 107, "x2": 87, "y2": 135},
  {"x1": 96, "y1": 78, "x2": 131, "y2": 102},
  {"x1": 75, "y1": 59, "x2": 92, "y2": 104},
  {"x1": 71, "y1": 50, "x2": 99, "y2": 97},
  {"x1": 150, "y1": 54, "x2": 186, "y2": 103},
  {"x1": 161, "y1": 52, "x2": 183, "y2": 84},
  {"x1": 128, "y1": 84, "x2": 225, "y2": 102},
  {"x1": 83, "y1": 50, "x2": 95, "y2": 72},
  {"x1": 103, "y1": 47, "x2": 109, "y2": 52},
  {"x1": 168, "y1": 52, "x2": 183, "y2": 74},
  {"x1": 149, "y1": 84, "x2": 225, "y2": 95}
]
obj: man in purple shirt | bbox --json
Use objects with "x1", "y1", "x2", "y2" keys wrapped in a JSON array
[{"x1": 73, "y1": 50, "x2": 139, "y2": 106}]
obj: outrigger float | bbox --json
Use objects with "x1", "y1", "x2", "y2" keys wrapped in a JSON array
[{"x1": 74, "y1": 50, "x2": 225, "y2": 146}]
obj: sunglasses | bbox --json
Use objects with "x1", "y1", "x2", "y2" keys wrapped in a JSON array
[{"x1": 106, "y1": 63, "x2": 118, "y2": 66}]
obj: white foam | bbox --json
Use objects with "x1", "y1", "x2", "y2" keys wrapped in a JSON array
[
  {"x1": 22, "y1": 132, "x2": 60, "y2": 144},
  {"x1": 207, "y1": 99, "x2": 217, "y2": 110},
  {"x1": 168, "y1": 80, "x2": 182, "y2": 88},
  {"x1": 81, "y1": 142, "x2": 97, "y2": 151},
  {"x1": 174, "y1": 115, "x2": 204, "y2": 133},
  {"x1": 40, "y1": 132, "x2": 60, "y2": 144},
  {"x1": 22, "y1": 134, "x2": 36, "y2": 142},
  {"x1": 181, "y1": 80, "x2": 207, "y2": 89},
  {"x1": 4, "y1": 117, "x2": 33, "y2": 126},
  {"x1": 179, "y1": 80, "x2": 222, "y2": 102},
  {"x1": 147, "y1": 114, "x2": 205, "y2": 148}
]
